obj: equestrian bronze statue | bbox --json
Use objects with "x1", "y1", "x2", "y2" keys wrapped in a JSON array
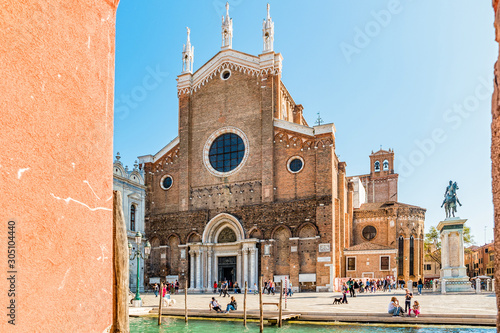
[{"x1": 441, "y1": 180, "x2": 462, "y2": 218}]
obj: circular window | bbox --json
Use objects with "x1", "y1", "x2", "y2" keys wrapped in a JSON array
[
  {"x1": 287, "y1": 156, "x2": 304, "y2": 173},
  {"x1": 203, "y1": 127, "x2": 250, "y2": 177},
  {"x1": 160, "y1": 175, "x2": 173, "y2": 190},
  {"x1": 209, "y1": 133, "x2": 245, "y2": 172},
  {"x1": 362, "y1": 226, "x2": 377, "y2": 241},
  {"x1": 221, "y1": 69, "x2": 231, "y2": 80}
]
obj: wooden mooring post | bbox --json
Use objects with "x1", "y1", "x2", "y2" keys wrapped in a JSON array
[
  {"x1": 185, "y1": 278, "x2": 188, "y2": 323},
  {"x1": 259, "y1": 276, "x2": 263, "y2": 332},
  {"x1": 243, "y1": 281, "x2": 247, "y2": 327},
  {"x1": 158, "y1": 282, "x2": 163, "y2": 325},
  {"x1": 278, "y1": 283, "x2": 283, "y2": 328},
  {"x1": 113, "y1": 190, "x2": 129, "y2": 332}
]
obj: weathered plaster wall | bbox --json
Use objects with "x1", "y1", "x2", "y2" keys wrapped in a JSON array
[
  {"x1": 0, "y1": 1, "x2": 119, "y2": 332},
  {"x1": 492, "y1": 1, "x2": 500, "y2": 330}
]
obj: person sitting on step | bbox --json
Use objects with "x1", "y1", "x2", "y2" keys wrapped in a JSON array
[
  {"x1": 409, "y1": 300, "x2": 421, "y2": 317},
  {"x1": 209, "y1": 297, "x2": 222, "y2": 313},
  {"x1": 224, "y1": 296, "x2": 237, "y2": 313},
  {"x1": 388, "y1": 297, "x2": 403, "y2": 317}
]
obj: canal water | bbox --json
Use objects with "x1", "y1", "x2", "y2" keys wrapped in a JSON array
[{"x1": 130, "y1": 317, "x2": 495, "y2": 333}]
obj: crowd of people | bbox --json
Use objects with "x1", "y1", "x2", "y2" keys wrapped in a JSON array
[
  {"x1": 153, "y1": 280, "x2": 180, "y2": 297},
  {"x1": 154, "y1": 277, "x2": 423, "y2": 319},
  {"x1": 338, "y1": 278, "x2": 423, "y2": 318},
  {"x1": 208, "y1": 279, "x2": 293, "y2": 315},
  {"x1": 211, "y1": 279, "x2": 293, "y2": 297},
  {"x1": 341, "y1": 278, "x2": 424, "y2": 297}
]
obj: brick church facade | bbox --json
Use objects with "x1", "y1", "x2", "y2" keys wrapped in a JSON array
[{"x1": 139, "y1": 4, "x2": 425, "y2": 291}]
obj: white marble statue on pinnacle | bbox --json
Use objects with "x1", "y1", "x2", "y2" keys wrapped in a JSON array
[
  {"x1": 182, "y1": 27, "x2": 194, "y2": 73},
  {"x1": 262, "y1": 3, "x2": 274, "y2": 53},
  {"x1": 221, "y1": 2, "x2": 233, "y2": 49}
]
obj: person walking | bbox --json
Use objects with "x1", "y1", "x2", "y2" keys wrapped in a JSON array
[
  {"x1": 219, "y1": 281, "x2": 225, "y2": 296},
  {"x1": 154, "y1": 283, "x2": 159, "y2": 297},
  {"x1": 417, "y1": 278, "x2": 423, "y2": 295},
  {"x1": 347, "y1": 278, "x2": 355, "y2": 297},
  {"x1": 175, "y1": 280, "x2": 179, "y2": 294},
  {"x1": 162, "y1": 283, "x2": 167, "y2": 298},
  {"x1": 287, "y1": 281, "x2": 293, "y2": 296},
  {"x1": 222, "y1": 280, "x2": 229, "y2": 297},
  {"x1": 341, "y1": 284, "x2": 348, "y2": 304}
]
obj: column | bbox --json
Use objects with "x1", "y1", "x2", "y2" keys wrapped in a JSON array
[
  {"x1": 403, "y1": 234, "x2": 410, "y2": 281},
  {"x1": 249, "y1": 248, "x2": 256, "y2": 288},
  {"x1": 237, "y1": 250, "x2": 242, "y2": 285},
  {"x1": 200, "y1": 249, "x2": 204, "y2": 290},
  {"x1": 243, "y1": 248, "x2": 248, "y2": 284},
  {"x1": 416, "y1": 235, "x2": 421, "y2": 278},
  {"x1": 442, "y1": 232, "x2": 449, "y2": 268},
  {"x1": 189, "y1": 250, "x2": 195, "y2": 289},
  {"x1": 459, "y1": 231, "x2": 464, "y2": 267},
  {"x1": 207, "y1": 250, "x2": 212, "y2": 288},
  {"x1": 196, "y1": 250, "x2": 201, "y2": 289},
  {"x1": 254, "y1": 247, "x2": 259, "y2": 287}
]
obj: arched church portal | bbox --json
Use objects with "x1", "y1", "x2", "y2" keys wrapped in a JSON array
[{"x1": 188, "y1": 213, "x2": 258, "y2": 291}]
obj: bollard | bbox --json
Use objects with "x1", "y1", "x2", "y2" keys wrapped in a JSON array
[
  {"x1": 243, "y1": 281, "x2": 247, "y2": 327},
  {"x1": 441, "y1": 279, "x2": 446, "y2": 294},
  {"x1": 432, "y1": 279, "x2": 437, "y2": 292},
  {"x1": 158, "y1": 282, "x2": 163, "y2": 325},
  {"x1": 476, "y1": 278, "x2": 481, "y2": 294},
  {"x1": 278, "y1": 283, "x2": 283, "y2": 328},
  {"x1": 185, "y1": 278, "x2": 188, "y2": 323},
  {"x1": 284, "y1": 276, "x2": 287, "y2": 310},
  {"x1": 259, "y1": 276, "x2": 263, "y2": 333},
  {"x1": 488, "y1": 279, "x2": 492, "y2": 292},
  {"x1": 407, "y1": 280, "x2": 413, "y2": 293},
  {"x1": 493, "y1": 279, "x2": 496, "y2": 292}
]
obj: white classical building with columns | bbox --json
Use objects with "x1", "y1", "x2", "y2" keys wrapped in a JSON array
[
  {"x1": 182, "y1": 213, "x2": 259, "y2": 291},
  {"x1": 113, "y1": 153, "x2": 146, "y2": 292}
]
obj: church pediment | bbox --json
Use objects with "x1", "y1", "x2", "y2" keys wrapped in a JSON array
[{"x1": 177, "y1": 49, "x2": 282, "y2": 96}]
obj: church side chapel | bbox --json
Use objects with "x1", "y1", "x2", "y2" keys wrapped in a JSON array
[{"x1": 139, "y1": 4, "x2": 426, "y2": 292}]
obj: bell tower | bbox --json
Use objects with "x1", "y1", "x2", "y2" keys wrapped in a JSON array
[
  {"x1": 262, "y1": 4, "x2": 274, "y2": 53},
  {"x1": 369, "y1": 148, "x2": 395, "y2": 177},
  {"x1": 221, "y1": 2, "x2": 233, "y2": 49},
  {"x1": 182, "y1": 27, "x2": 194, "y2": 74}
]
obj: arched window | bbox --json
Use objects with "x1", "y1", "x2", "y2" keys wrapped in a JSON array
[
  {"x1": 398, "y1": 235, "x2": 404, "y2": 276},
  {"x1": 410, "y1": 235, "x2": 414, "y2": 276},
  {"x1": 130, "y1": 205, "x2": 136, "y2": 231},
  {"x1": 383, "y1": 160, "x2": 389, "y2": 171},
  {"x1": 374, "y1": 161, "x2": 380, "y2": 172}
]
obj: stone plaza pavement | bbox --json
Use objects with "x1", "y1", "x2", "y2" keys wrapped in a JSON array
[{"x1": 137, "y1": 289, "x2": 496, "y2": 316}]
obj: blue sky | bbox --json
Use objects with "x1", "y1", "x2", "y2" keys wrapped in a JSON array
[{"x1": 114, "y1": 0, "x2": 496, "y2": 244}]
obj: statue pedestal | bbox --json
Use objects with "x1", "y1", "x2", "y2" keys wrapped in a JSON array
[{"x1": 437, "y1": 218, "x2": 470, "y2": 292}]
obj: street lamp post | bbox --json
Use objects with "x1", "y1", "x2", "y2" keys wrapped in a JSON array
[{"x1": 129, "y1": 231, "x2": 151, "y2": 307}]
